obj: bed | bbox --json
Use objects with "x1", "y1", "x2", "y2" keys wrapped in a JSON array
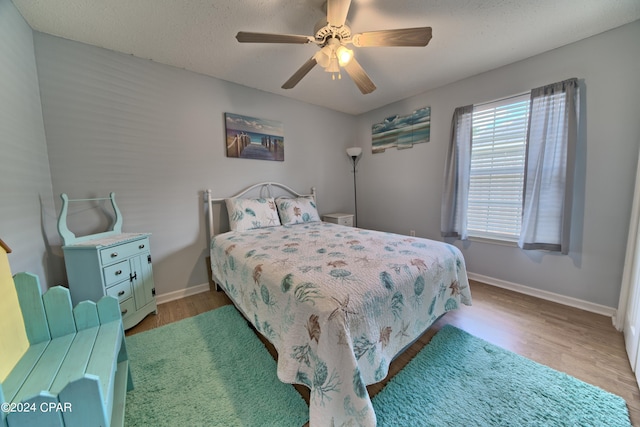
[{"x1": 206, "y1": 182, "x2": 472, "y2": 427}]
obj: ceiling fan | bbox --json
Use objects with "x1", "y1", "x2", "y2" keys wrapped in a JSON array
[{"x1": 235, "y1": 0, "x2": 432, "y2": 94}]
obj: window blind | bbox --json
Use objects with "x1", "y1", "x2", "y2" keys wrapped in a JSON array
[{"x1": 468, "y1": 94, "x2": 530, "y2": 241}]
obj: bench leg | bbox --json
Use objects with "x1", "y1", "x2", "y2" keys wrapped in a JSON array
[
  {"x1": 116, "y1": 336, "x2": 133, "y2": 392},
  {"x1": 110, "y1": 361, "x2": 130, "y2": 427}
]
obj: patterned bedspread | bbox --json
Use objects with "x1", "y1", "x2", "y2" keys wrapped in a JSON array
[{"x1": 210, "y1": 222, "x2": 472, "y2": 426}]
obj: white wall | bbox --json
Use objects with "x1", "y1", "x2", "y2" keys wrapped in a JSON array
[
  {"x1": 33, "y1": 33, "x2": 358, "y2": 297},
  {"x1": 355, "y1": 21, "x2": 640, "y2": 308},
  {"x1": 0, "y1": 0, "x2": 57, "y2": 286}
]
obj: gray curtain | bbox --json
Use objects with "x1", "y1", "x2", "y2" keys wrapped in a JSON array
[
  {"x1": 441, "y1": 105, "x2": 473, "y2": 239},
  {"x1": 518, "y1": 78, "x2": 579, "y2": 254}
]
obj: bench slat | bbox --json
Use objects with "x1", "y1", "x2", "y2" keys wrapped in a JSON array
[
  {"x1": 73, "y1": 301, "x2": 100, "y2": 331},
  {"x1": 86, "y1": 322, "x2": 122, "y2": 421},
  {"x1": 12, "y1": 335, "x2": 74, "y2": 404},
  {"x1": 97, "y1": 296, "x2": 121, "y2": 324},
  {"x1": 5, "y1": 392, "x2": 64, "y2": 427},
  {"x1": 59, "y1": 375, "x2": 109, "y2": 427},
  {"x1": 1, "y1": 341, "x2": 48, "y2": 404},
  {"x1": 13, "y1": 273, "x2": 50, "y2": 344},
  {"x1": 42, "y1": 287, "x2": 76, "y2": 339},
  {"x1": 49, "y1": 327, "x2": 99, "y2": 395}
]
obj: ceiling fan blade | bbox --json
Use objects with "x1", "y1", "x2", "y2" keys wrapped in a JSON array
[
  {"x1": 236, "y1": 32, "x2": 312, "y2": 44},
  {"x1": 327, "y1": 0, "x2": 351, "y2": 27},
  {"x1": 282, "y1": 57, "x2": 318, "y2": 89},
  {"x1": 343, "y1": 58, "x2": 376, "y2": 94},
  {"x1": 352, "y1": 27, "x2": 432, "y2": 47}
]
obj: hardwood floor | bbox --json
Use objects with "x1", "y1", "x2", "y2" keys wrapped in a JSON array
[{"x1": 127, "y1": 280, "x2": 640, "y2": 425}]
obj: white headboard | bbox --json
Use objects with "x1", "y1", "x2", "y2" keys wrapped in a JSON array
[{"x1": 205, "y1": 182, "x2": 316, "y2": 239}]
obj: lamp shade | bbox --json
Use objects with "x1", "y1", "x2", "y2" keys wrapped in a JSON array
[
  {"x1": 346, "y1": 147, "x2": 362, "y2": 157},
  {"x1": 314, "y1": 48, "x2": 331, "y2": 68},
  {"x1": 336, "y1": 46, "x2": 353, "y2": 67},
  {"x1": 325, "y1": 56, "x2": 340, "y2": 73}
]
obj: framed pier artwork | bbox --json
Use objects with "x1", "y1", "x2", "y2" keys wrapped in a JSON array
[{"x1": 225, "y1": 113, "x2": 284, "y2": 161}]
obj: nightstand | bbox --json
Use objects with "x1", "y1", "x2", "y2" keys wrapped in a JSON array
[{"x1": 323, "y1": 213, "x2": 355, "y2": 227}]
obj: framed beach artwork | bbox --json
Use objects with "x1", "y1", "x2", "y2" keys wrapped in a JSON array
[
  {"x1": 225, "y1": 113, "x2": 284, "y2": 161},
  {"x1": 371, "y1": 106, "x2": 430, "y2": 153}
]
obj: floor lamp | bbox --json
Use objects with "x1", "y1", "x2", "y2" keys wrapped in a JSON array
[{"x1": 346, "y1": 147, "x2": 362, "y2": 227}]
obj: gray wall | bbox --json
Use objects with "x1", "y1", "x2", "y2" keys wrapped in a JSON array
[
  {"x1": 355, "y1": 21, "x2": 640, "y2": 308},
  {"x1": 0, "y1": 0, "x2": 57, "y2": 286},
  {"x1": 33, "y1": 33, "x2": 357, "y2": 297}
]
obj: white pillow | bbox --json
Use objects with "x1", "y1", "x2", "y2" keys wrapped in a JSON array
[
  {"x1": 225, "y1": 197, "x2": 281, "y2": 231},
  {"x1": 276, "y1": 197, "x2": 321, "y2": 225}
]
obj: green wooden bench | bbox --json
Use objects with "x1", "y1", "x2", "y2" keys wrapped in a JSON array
[{"x1": 0, "y1": 273, "x2": 133, "y2": 427}]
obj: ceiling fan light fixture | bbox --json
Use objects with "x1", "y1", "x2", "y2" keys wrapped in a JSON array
[
  {"x1": 313, "y1": 48, "x2": 331, "y2": 68},
  {"x1": 325, "y1": 56, "x2": 340, "y2": 73},
  {"x1": 336, "y1": 46, "x2": 353, "y2": 66}
]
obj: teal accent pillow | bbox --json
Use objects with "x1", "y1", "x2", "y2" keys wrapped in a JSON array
[
  {"x1": 276, "y1": 197, "x2": 321, "y2": 225},
  {"x1": 225, "y1": 197, "x2": 281, "y2": 231}
]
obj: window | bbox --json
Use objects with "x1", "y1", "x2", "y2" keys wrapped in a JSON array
[
  {"x1": 467, "y1": 94, "x2": 530, "y2": 241},
  {"x1": 442, "y1": 78, "x2": 578, "y2": 253}
]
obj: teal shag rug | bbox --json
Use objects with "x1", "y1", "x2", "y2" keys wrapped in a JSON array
[
  {"x1": 124, "y1": 305, "x2": 308, "y2": 426},
  {"x1": 372, "y1": 325, "x2": 631, "y2": 427}
]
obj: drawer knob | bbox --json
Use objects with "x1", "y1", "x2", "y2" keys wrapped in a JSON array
[
  {"x1": 121, "y1": 309, "x2": 128, "y2": 315},
  {"x1": 110, "y1": 252, "x2": 118, "y2": 258},
  {"x1": 139, "y1": 244, "x2": 145, "y2": 249},
  {"x1": 115, "y1": 270, "x2": 122, "y2": 275},
  {"x1": 117, "y1": 290, "x2": 125, "y2": 296}
]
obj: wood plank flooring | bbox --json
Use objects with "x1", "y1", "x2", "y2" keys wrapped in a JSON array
[{"x1": 127, "y1": 280, "x2": 640, "y2": 425}]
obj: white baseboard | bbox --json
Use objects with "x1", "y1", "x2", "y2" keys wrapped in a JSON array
[
  {"x1": 468, "y1": 272, "x2": 617, "y2": 318},
  {"x1": 155, "y1": 282, "x2": 211, "y2": 305}
]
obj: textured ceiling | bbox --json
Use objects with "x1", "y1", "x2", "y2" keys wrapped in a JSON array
[{"x1": 13, "y1": 0, "x2": 640, "y2": 115}]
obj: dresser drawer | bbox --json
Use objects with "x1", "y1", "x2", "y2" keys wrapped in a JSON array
[
  {"x1": 99, "y1": 238, "x2": 149, "y2": 265},
  {"x1": 119, "y1": 297, "x2": 136, "y2": 320},
  {"x1": 103, "y1": 260, "x2": 130, "y2": 287},
  {"x1": 336, "y1": 216, "x2": 353, "y2": 227},
  {"x1": 107, "y1": 280, "x2": 132, "y2": 303}
]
